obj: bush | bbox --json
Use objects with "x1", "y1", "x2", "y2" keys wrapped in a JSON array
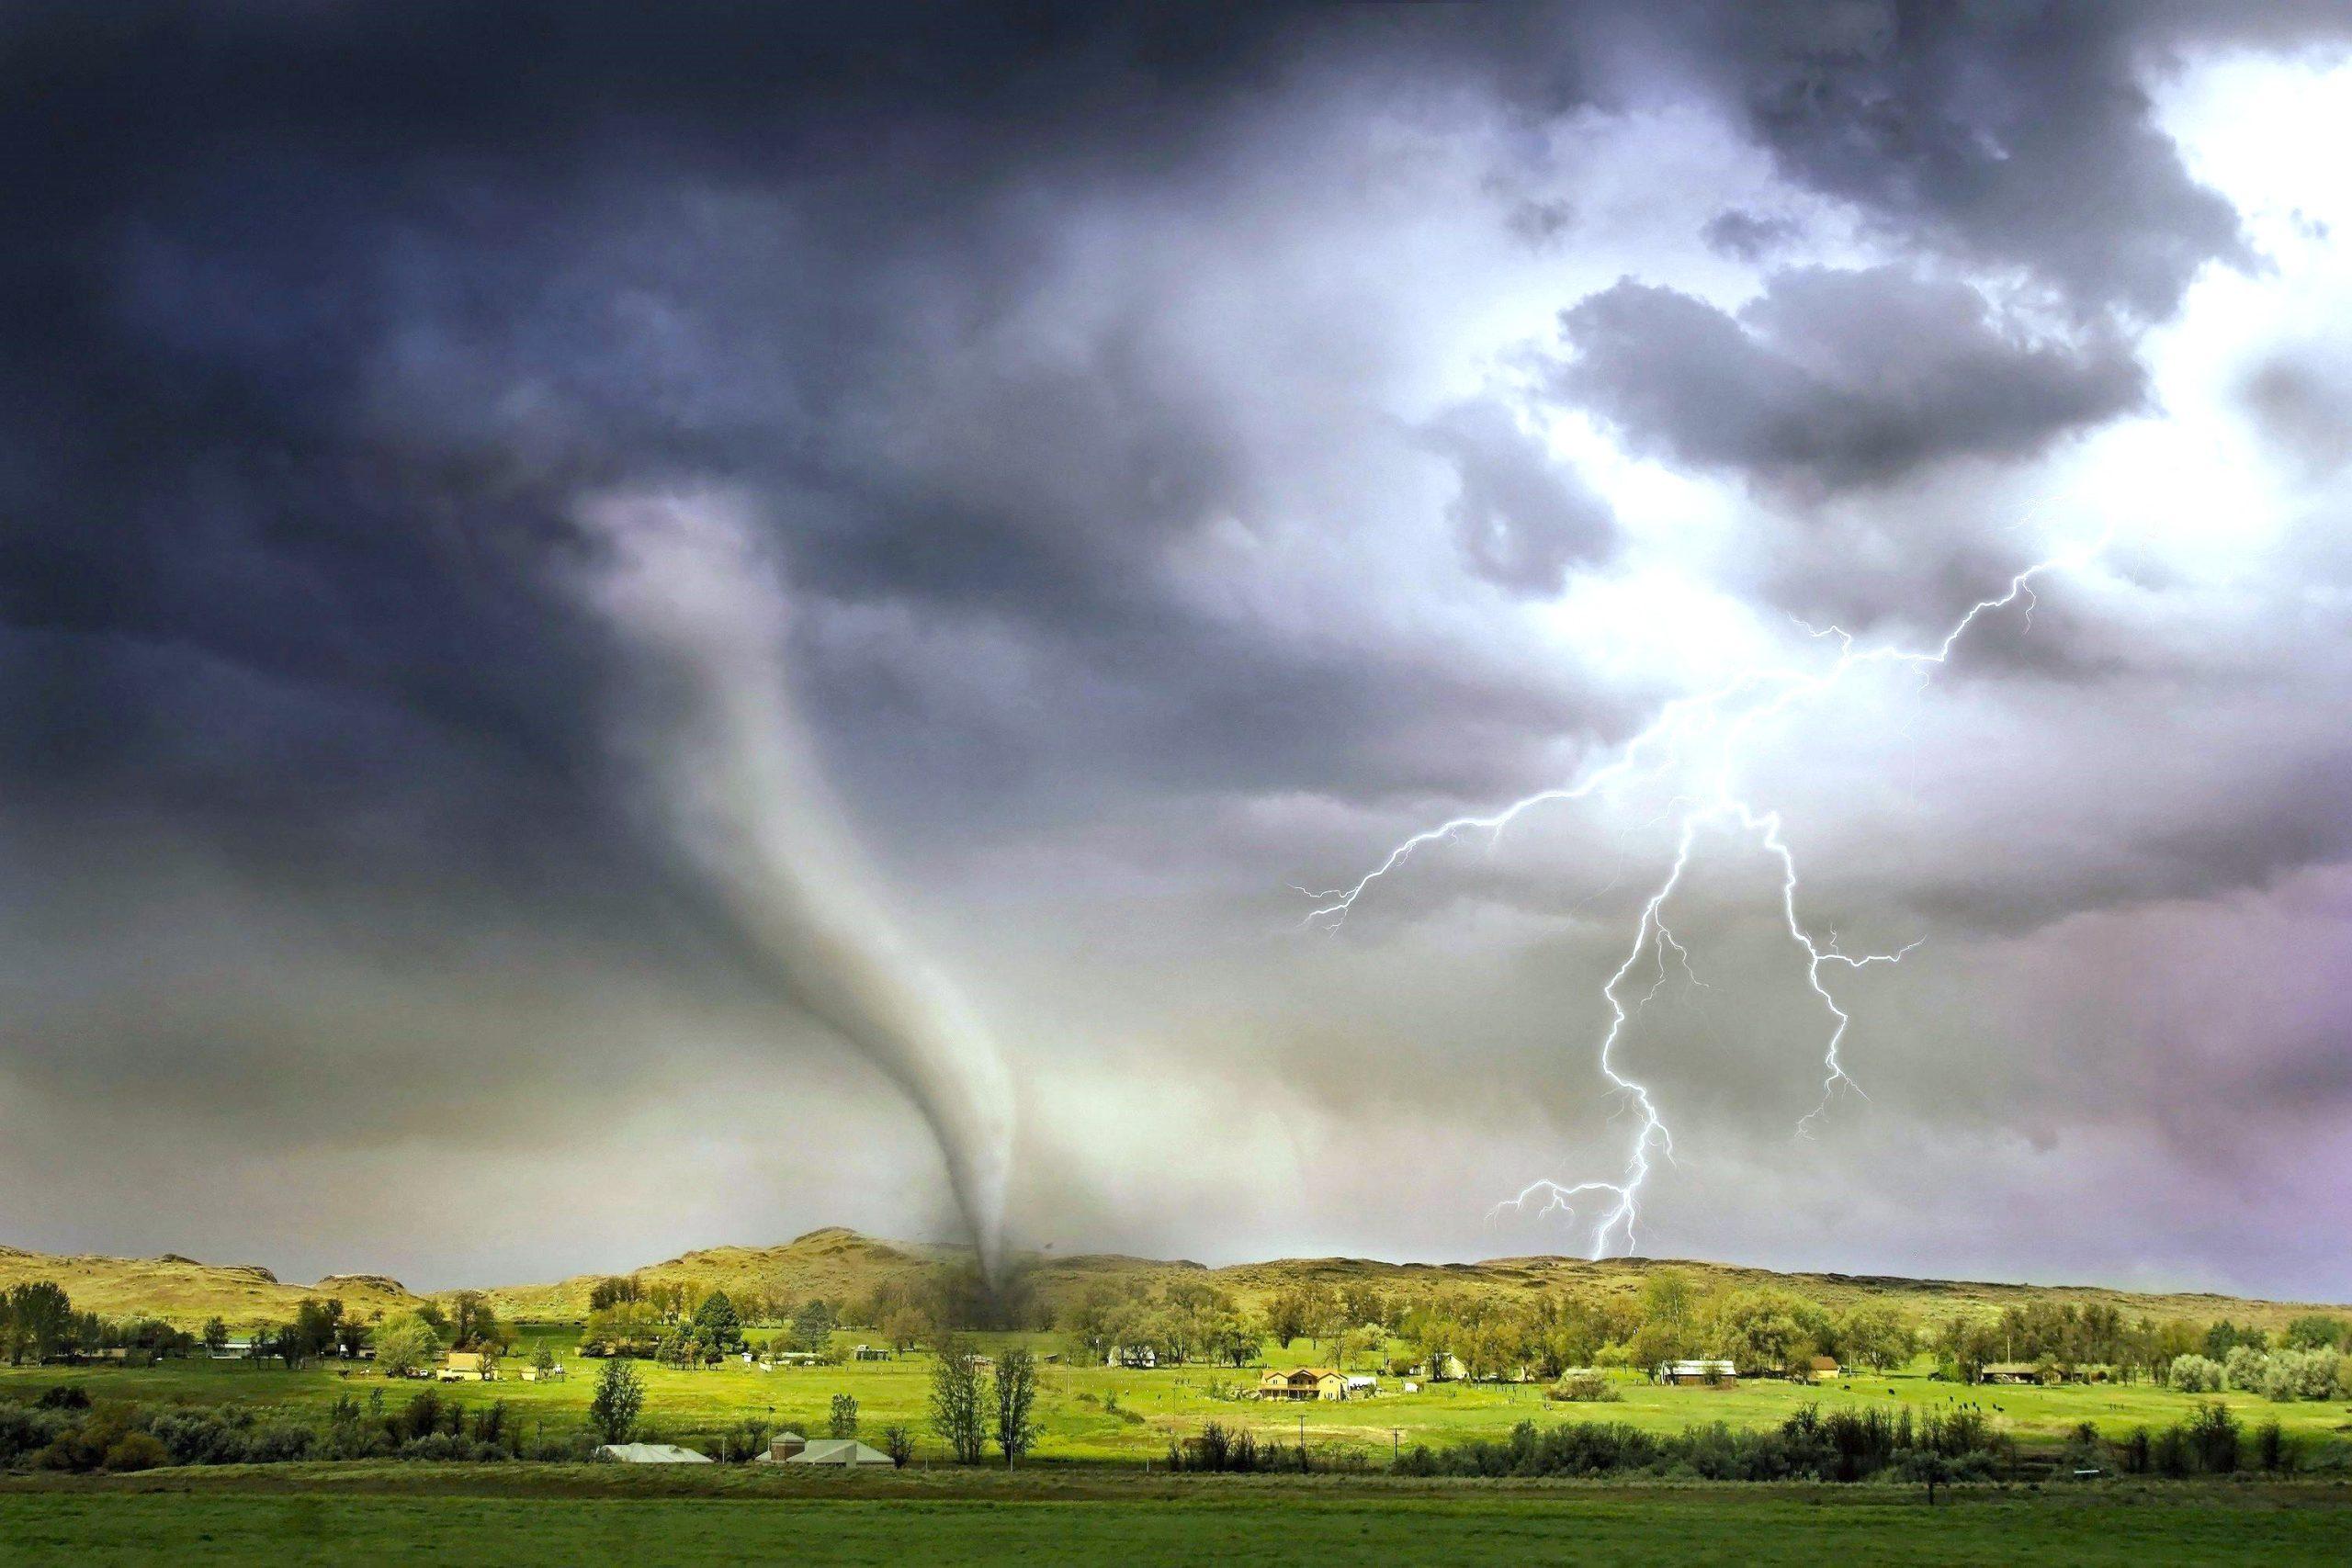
[
  {"x1": 101, "y1": 1431, "x2": 170, "y2": 1472},
  {"x1": 2187, "y1": 1402, "x2": 2241, "y2": 1474},
  {"x1": 2168, "y1": 1354, "x2": 2223, "y2": 1393},
  {"x1": 2222, "y1": 1345, "x2": 2268, "y2": 1393},
  {"x1": 2255, "y1": 1419, "x2": 2290, "y2": 1472},
  {"x1": 1548, "y1": 1371, "x2": 1619, "y2": 1403},
  {"x1": 2261, "y1": 1348, "x2": 2342, "y2": 1403}
]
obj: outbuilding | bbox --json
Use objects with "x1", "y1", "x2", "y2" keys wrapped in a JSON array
[{"x1": 598, "y1": 1443, "x2": 714, "y2": 1464}]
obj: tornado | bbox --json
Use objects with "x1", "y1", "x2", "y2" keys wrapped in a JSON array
[{"x1": 571, "y1": 490, "x2": 1015, "y2": 1280}]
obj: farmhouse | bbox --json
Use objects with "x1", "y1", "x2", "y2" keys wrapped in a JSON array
[
  {"x1": 598, "y1": 1443, "x2": 713, "y2": 1464},
  {"x1": 1656, "y1": 1359, "x2": 1738, "y2": 1386},
  {"x1": 437, "y1": 1351, "x2": 495, "y2": 1382},
  {"x1": 852, "y1": 1344, "x2": 893, "y2": 1360},
  {"x1": 1258, "y1": 1367, "x2": 1349, "y2": 1401},
  {"x1": 1981, "y1": 1362, "x2": 2047, "y2": 1385}
]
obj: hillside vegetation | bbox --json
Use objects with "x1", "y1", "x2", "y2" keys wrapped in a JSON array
[
  {"x1": 0, "y1": 1247, "x2": 418, "y2": 1326},
  {"x1": 6, "y1": 1227, "x2": 2338, "y2": 1331}
]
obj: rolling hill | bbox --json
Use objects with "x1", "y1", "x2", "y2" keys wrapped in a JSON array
[
  {"x1": 5, "y1": 1227, "x2": 2340, "y2": 1332},
  {"x1": 0, "y1": 1245, "x2": 420, "y2": 1326}
]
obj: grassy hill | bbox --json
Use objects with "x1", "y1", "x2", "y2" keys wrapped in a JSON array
[
  {"x1": 0, "y1": 1246, "x2": 420, "y2": 1326},
  {"x1": 6, "y1": 1227, "x2": 2340, "y2": 1330}
]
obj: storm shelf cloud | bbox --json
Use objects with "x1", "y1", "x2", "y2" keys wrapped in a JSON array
[{"x1": 2, "y1": 1, "x2": 2350, "y2": 1300}]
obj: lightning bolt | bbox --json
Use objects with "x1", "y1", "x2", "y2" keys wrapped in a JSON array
[{"x1": 1304, "y1": 528, "x2": 2109, "y2": 1258}]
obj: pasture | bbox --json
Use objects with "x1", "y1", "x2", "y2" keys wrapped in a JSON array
[{"x1": 7, "y1": 1326, "x2": 2351, "y2": 1463}]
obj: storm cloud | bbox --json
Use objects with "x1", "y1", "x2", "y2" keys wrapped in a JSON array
[{"x1": 2, "y1": 3, "x2": 2349, "y2": 1299}]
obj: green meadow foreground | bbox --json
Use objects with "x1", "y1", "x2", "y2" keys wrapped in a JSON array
[{"x1": 4, "y1": 1467, "x2": 2349, "y2": 1567}]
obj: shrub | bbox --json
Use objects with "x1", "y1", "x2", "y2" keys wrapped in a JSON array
[
  {"x1": 1548, "y1": 1371, "x2": 1619, "y2": 1403},
  {"x1": 102, "y1": 1431, "x2": 170, "y2": 1472},
  {"x1": 882, "y1": 1425, "x2": 915, "y2": 1468},
  {"x1": 2187, "y1": 1402, "x2": 2241, "y2": 1474},
  {"x1": 2222, "y1": 1345, "x2": 2268, "y2": 1393},
  {"x1": 2168, "y1": 1354, "x2": 2223, "y2": 1393},
  {"x1": 2255, "y1": 1419, "x2": 2290, "y2": 1472}
]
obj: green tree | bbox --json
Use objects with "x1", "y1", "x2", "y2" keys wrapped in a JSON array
[
  {"x1": 589, "y1": 1356, "x2": 645, "y2": 1444},
  {"x1": 830, "y1": 1392, "x2": 859, "y2": 1438},
  {"x1": 2283, "y1": 1314, "x2": 2346, "y2": 1351},
  {"x1": 5, "y1": 1281, "x2": 72, "y2": 1364},
  {"x1": 992, "y1": 1347, "x2": 1040, "y2": 1466},
  {"x1": 289, "y1": 1297, "x2": 345, "y2": 1365},
  {"x1": 929, "y1": 1339, "x2": 987, "y2": 1463},
  {"x1": 791, "y1": 1298, "x2": 840, "y2": 1355},
  {"x1": 1835, "y1": 1303, "x2": 1911, "y2": 1371},
  {"x1": 692, "y1": 1291, "x2": 745, "y2": 1354},
  {"x1": 445, "y1": 1291, "x2": 504, "y2": 1351},
  {"x1": 371, "y1": 1311, "x2": 441, "y2": 1378},
  {"x1": 532, "y1": 1340, "x2": 557, "y2": 1375},
  {"x1": 201, "y1": 1317, "x2": 229, "y2": 1355}
]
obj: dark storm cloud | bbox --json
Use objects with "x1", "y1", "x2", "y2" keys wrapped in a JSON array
[
  {"x1": 1702, "y1": 209, "x2": 1802, "y2": 262},
  {"x1": 1555, "y1": 266, "x2": 2148, "y2": 493},
  {"x1": 5, "y1": 1, "x2": 2351, "y2": 1291},
  {"x1": 1686, "y1": 0, "x2": 2257, "y2": 321}
]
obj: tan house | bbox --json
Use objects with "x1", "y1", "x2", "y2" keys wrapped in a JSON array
[
  {"x1": 437, "y1": 1351, "x2": 496, "y2": 1382},
  {"x1": 1981, "y1": 1362, "x2": 2047, "y2": 1385},
  {"x1": 1258, "y1": 1367, "x2": 1349, "y2": 1402}
]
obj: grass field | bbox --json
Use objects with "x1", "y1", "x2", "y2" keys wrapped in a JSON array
[
  {"x1": 8, "y1": 1327, "x2": 2352, "y2": 1463},
  {"x1": 3, "y1": 1464, "x2": 2347, "y2": 1565}
]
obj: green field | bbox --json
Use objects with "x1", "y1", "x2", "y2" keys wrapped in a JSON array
[
  {"x1": 8, "y1": 1328, "x2": 2352, "y2": 1463},
  {"x1": 3, "y1": 1465, "x2": 2347, "y2": 1566}
]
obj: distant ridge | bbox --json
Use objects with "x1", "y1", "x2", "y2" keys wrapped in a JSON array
[{"x1": 3, "y1": 1229, "x2": 2340, "y2": 1328}]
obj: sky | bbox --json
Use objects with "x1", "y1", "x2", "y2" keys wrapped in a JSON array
[{"x1": 5, "y1": 3, "x2": 2352, "y2": 1300}]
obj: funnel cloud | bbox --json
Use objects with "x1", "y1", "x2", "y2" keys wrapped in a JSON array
[{"x1": 572, "y1": 491, "x2": 1015, "y2": 1279}]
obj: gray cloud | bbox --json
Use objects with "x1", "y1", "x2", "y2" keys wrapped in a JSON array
[
  {"x1": 1422, "y1": 400, "x2": 1618, "y2": 595},
  {"x1": 1556, "y1": 266, "x2": 2149, "y2": 494}
]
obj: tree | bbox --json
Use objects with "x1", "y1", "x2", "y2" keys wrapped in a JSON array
[
  {"x1": 372, "y1": 1312, "x2": 441, "y2": 1379},
  {"x1": 289, "y1": 1297, "x2": 345, "y2": 1365},
  {"x1": 929, "y1": 1339, "x2": 987, "y2": 1463},
  {"x1": 445, "y1": 1291, "x2": 504, "y2": 1351},
  {"x1": 2283, "y1": 1314, "x2": 2347, "y2": 1351},
  {"x1": 881, "y1": 1425, "x2": 915, "y2": 1468},
  {"x1": 201, "y1": 1317, "x2": 229, "y2": 1356},
  {"x1": 1709, "y1": 1290, "x2": 1812, "y2": 1375},
  {"x1": 532, "y1": 1340, "x2": 557, "y2": 1375},
  {"x1": 335, "y1": 1315, "x2": 372, "y2": 1359},
  {"x1": 589, "y1": 1357, "x2": 645, "y2": 1445},
  {"x1": 1639, "y1": 1269, "x2": 1697, "y2": 1336},
  {"x1": 791, "y1": 1298, "x2": 840, "y2": 1356},
  {"x1": 830, "y1": 1393, "x2": 859, "y2": 1438},
  {"x1": 992, "y1": 1347, "x2": 1040, "y2": 1467},
  {"x1": 692, "y1": 1291, "x2": 745, "y2": 1355},
  {"x1": 1836, "y1": 1303, "x2": 1911, "y2": 1371},
  {"x1": 589, "y1": 1275, "x2": 644, "y2": 1312},
  {"x1": 1263, "y1": 1289, "x2": 1311, "y2": 1351},
  {"x1": 5, "y1": 1281, "x2": 72, "y2": 1365}
]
